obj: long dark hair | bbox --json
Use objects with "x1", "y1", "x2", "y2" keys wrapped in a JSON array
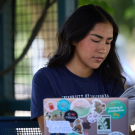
[{"x1": 47, "y1": 4, "x2": 126, "y2": 84}]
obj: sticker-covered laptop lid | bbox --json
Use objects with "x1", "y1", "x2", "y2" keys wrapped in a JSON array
[{"x1": 43, "y1": 98, "x2": 128, "y2": 135}]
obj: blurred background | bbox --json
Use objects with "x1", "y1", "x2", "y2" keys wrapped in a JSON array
[{"x1": 0, "y1": 0, "x2": 135, "y2": 128}]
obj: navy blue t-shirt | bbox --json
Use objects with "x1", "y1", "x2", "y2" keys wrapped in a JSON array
[{"x1": 31, "y1": 65, "x2": 124, "y2": 120}]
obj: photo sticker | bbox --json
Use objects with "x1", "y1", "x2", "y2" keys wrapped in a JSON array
[
  {"x1": 70, "y1": 99, "x2": 91, "y2": 117},
  {"x1": 44, "y1": 100, "x2": 57, "y2": 112},
  {"x1": 57, "y1": 99, "x2": 71, "y2": 112},
  {"x1": 51, "y1": 110, "x2": 64, "y2": 121},
  {"x1": 72, "y1": 118, "x2": 84, "y2": 135},
  {"x1": 44, "y1": 111, "x2": 51, "y2": 120},
  {"x1": 106, "y1": 100, "x2": 126, "y2": 119},
  {"x1": 92, "y1": 99, "x2": 106, "y2": 115},
  {"x1": 97, "y1": 115, "x2": 111, "y2": 134}
]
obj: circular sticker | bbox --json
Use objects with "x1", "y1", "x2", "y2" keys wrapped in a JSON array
[
  {"x1": 51, "y1": 110, "x2": 64, "y2": 121},
  {"x1": 57, "y1": 99, "x2": 71, "y2": 112},
  {"x1": 108, "y1": 131, "x2": 124, "y2": 135},
  {"x1": 44, "y1": 100, "x2": 57, "y2": 112},
  {"x1": 87, "y1": 112, "x2": 98, "y2": 123},
  {"x1": 70, "y1": 99, "x2": 91, "y2": 117},
  {"x1": 64, "y1": 110, "x2": 78, "y2": 122},
  {"x1": 106, "y1": 100, "x2": 126, "y2": 119}
]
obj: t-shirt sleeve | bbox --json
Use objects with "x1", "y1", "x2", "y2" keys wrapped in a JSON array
[
  {"x1": 31, "y1": 68, "x2": 55, "y2": 120},
  {"x1": 111, "y1": 81, "x2": 125, "y2": 97}
]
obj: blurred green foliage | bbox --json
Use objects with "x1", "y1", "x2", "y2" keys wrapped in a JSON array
[
  {"x1": 78, "y1": 0, "x2": 114, "y2": 15},
  {"x1": 124, "y1": 5, "x2": 135, "y2": 21},
  {"x1": 78, "y1": 0, "x2": 135, "y2": 39}
]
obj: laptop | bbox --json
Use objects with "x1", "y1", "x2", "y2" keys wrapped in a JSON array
[{"x1": 43, "y1": 98, "x2": 128, "y2": 135}]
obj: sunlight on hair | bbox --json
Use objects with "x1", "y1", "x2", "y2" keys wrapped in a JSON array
[{"x1": 14, "y1": 111, "x2": 31, "y2": 116}]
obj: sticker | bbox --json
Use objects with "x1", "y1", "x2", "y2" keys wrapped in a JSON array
[
  {"x1": 92, "y1": 99, "x2": 106, "y2": 115},
  {"x1": 44, "y1": 111, "x2": 52, "y2": 120},
  {"x1": 106, "y1": 100, "x2": 126, "y2": 119},
  {"x1": 83, "y1": 131, "x2": 89, "y2": 135},
  {"x1": 51, "y1": 110, "x2": 64, "y2": 121},
  {"x1": 70, "y1": 99, "x2": 90, "y2": 117},
  {"x1": 64, "y1": 110, "x2": 78, "y2": 122},
  {"x1": 50, "y1": 133, "x2": 65, "y2": 135},
  {"x1": 108, "y1": 131, "x2": 124, "y2": 135},
  {"x1": 68, "y1": 131, "x2": 88, "y2": 135},
  {"x1": 44, "y1": 100, "x2": 57, "y2": 112},
  {"x1": 46, "y1": 120, "x2": 72, "y2": 133},
  {"x1": 97, "y1": 115, "x2": 111, "y2": 134},
  {"x1": 87, "y1": 112, "x2": 98, "y2": 123},
  {"x1": 67, "y1": 133, "x2": 78, "y2": 135},
  {"x1": 72, "y1": 118, "x2": 84, "y2": 135},
  {"x1": 82, "y1": 120, "x2": 91, "y2": 129},
  {"x1": 57, "y1": 99, "x2": 71, "y2": 112}
]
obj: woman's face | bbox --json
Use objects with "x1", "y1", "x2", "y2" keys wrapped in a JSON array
[{"x1": 73, "y1": 22, "x2": 113, "y2": 70}]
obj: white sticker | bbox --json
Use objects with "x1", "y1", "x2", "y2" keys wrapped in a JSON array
[
  {"x1": 97, "y1": 115, "x2": 111, "y2": 134},
  {"x1": 46, "y1": 120, "x2": 72, "y2": 133},
  {"x1": 108, "y1": 131, "x2": 124, "y2": 135},
  {"x1": 87, "y1": 112, "x2": 98, "y2": 123}
]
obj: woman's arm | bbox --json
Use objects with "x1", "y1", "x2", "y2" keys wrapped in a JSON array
[
  {"x1": 37, "y1": 115, "x2": 44, "y2": 134},
  {"x1": 31, "y1": 68, "x2": 56, "y2": 134}
]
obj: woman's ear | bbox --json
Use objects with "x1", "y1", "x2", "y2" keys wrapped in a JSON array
[{"x1": 72, "y1": 41, "x2": 77, "y2": 46}]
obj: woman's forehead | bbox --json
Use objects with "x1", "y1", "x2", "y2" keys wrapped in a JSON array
[{"x1": 89, "y1": 22, "x2": 113, "y2": 38}]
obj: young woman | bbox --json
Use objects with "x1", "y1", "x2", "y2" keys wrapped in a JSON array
[{"x1": 31, "y1": 4, "x2": 126, "y2": 134}]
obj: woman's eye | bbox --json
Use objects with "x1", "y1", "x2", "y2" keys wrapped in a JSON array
[
  {"x1": 91, "y1": 39, "x2": 99, "y2": 43},
  {"x1": 106, "y1": 42, "x2": 111, "y2": 45}
]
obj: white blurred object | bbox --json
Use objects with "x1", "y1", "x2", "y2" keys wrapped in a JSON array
[
  {"x1": 131, "y1": 125, "x2": 135, "y2": 131},
  {"x1": 120, "y1": 85, "x2": 135, "y2": 125},
  {"x1": 116, "y1": 34, "x2": 127, "y2": 47},
  {"x1": 14, "y1": 111, "x2": 31, "y2": 116},
  {"x1": 116, "y1": 34, "x2": 135, "y2": 85},
  {"x1": 32, "y1": 39, "x2": 49, "y2": 75},
  {"x1": 121, "y1": 61, "x2": 135, "y2": 85}
]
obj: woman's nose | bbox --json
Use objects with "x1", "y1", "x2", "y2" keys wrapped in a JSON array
[{"x1": 98, "y1": 42, "x2": 106, "y2": 53}]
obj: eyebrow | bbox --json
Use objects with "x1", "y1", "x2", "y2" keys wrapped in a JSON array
[{"x1": 90, "y1": 34, "x2": 113, "y2": 40}]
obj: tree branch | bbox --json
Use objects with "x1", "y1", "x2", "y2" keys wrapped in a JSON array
[
  {"x1": 0, "y1": 0, "x2": 12, "y2": 14},
  {"x1": 0, "y1": 0, "x2": 8, "y2": 9},
  {"x1": 0, "y1": 0, "x2": 56, "y2": 76}
]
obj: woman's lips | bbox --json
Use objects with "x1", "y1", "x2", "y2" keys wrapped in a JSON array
[{"x1": 94, "y1": 57, "x2": 104, "y2": 62}]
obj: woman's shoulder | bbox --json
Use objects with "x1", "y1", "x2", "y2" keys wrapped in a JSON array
[
  {"x1": 33, "y1": 66, "x2": 64, "y2": 80},
  {"x1": 35, "y1": 66, "x2": 56, "y2": 74}
]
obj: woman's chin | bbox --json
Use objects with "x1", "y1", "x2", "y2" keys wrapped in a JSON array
[{"x1": 90, "y1": 65, "x2": 101, "y2": 69}]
